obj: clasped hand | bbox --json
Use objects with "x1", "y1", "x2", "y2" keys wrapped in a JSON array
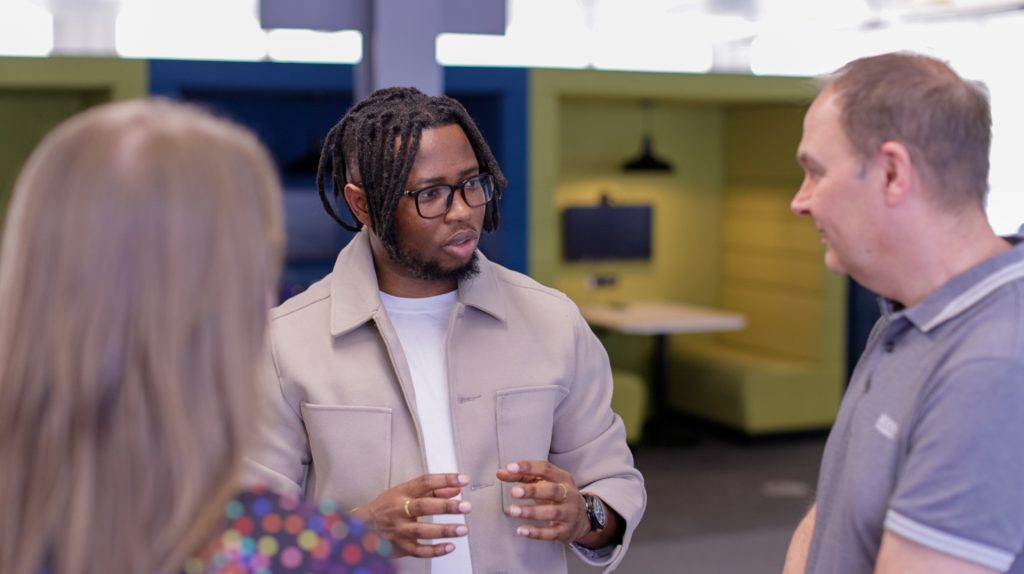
[
  {"x1": 355, "y1": 473, "x2": 472, "y2": 558},
  {"x1": 357, "y1": 460, "x2": 589, "y2": 559},
  {"x1": 496, "y1": 459, "x2": 590, "y2": 545}
]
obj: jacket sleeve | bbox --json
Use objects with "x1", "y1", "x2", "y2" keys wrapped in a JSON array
[
  {"x1": 242, "y1": 333, "x2": 310, "y2": 497},
  {"x1": 551, "y1": 308, "x2": 647, "y2": 572}
]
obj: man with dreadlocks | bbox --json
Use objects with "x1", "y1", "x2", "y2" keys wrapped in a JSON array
[{"x1": 245, "y1": 87, "x2": 645, "y2": 574}]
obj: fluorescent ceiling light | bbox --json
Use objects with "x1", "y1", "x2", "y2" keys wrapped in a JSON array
[
  {"x1": 438, "y1": 0, "x2": 712, "y2": 71},
  {"x1": 0, "y1": 1, "x2": 54, "y2": 56},
  {"x1": 749, "y1": 19, "x2": 932, "y2": 76},
  {"x1": 116, "y1": 0, "x2": 266, "y2": 61},
  {"x1": 590, "y1": 36, "x2": 712, "y2": 74},
  {"x1": 758, "y1": 0, "x2": 875, "y2": 28},
  {"x1": 749, "y1": 27, "x2": 867, "y2": 76},
  {"x1": 267, "y1": 29, "x2": 362, "y2": 64},
  {"x1": 436, "y1": 32, "x2": 590, "y2": 68},
  {"x1": 589, "y1": 3, "x2": 714, "y2": 72},
  {"x1": 437, "y1": 0, "x2": 589, "y2": 68}
]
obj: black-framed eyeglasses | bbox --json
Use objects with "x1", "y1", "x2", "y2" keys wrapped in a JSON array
[{"x1": 404, "y1": 173, "x2": 496, "y2": 219}]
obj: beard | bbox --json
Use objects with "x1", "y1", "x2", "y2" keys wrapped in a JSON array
[{"x1": 383, "y1": 234, "x2": 481, "y2": 284}]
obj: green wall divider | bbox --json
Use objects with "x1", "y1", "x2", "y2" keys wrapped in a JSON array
[
  {"x1": 0, "y1": 57, "x2": 147, "y2": 226},
  {"x1": 529, "y1": 69, "x2": 846, "y2": 433}
]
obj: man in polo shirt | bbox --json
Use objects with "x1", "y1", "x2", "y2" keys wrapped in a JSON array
[{"x1": 782, "y1": 52, "x2": 1024, "y2": 574}]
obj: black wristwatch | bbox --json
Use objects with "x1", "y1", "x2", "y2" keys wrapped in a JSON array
[{"x1": 582, "y1": 493, "x2": 607, "y2": 532}]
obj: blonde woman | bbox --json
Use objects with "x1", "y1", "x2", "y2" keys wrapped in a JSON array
[{"x1": 0, "y1": 99, "x2": 394, "y2": 574}]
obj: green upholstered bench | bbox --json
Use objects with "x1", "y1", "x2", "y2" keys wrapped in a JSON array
[
  {"x1": 610, "y1": 368, "x2": 648, "y2": 446},
  {"x1": 669, "y1": 342, "x2": 840, "y2": 434},
  {"x1": 667, "y1": 186, "x2": 846, "y2": 435}
]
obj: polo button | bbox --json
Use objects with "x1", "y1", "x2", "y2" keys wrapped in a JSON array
[{"x1": 884, "y1": 341, "x2": 895, "y2": 353}]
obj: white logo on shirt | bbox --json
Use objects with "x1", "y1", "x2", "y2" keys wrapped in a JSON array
[{"x1": 875, "y1": 413, "x2": 899, "y2": 440}]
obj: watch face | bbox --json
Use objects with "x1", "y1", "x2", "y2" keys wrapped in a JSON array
[
  {"x1": 593, "y1": 496, "x2": 607, "y2": 529},
  {"x1": 586, "y1": 494, "x2": 607, "y2": 531}
]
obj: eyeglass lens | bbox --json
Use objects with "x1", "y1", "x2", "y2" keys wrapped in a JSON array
[{"x1": 416, "y1": 174, "x2": 494, "y2": 218}]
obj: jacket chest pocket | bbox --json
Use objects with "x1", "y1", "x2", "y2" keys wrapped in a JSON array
[
  {"x1": 300, "y1": 403, "x2": 392, "y2": 507},
  {"x1": 495, "y1": 385, "x2": 569, "y2": 511}
]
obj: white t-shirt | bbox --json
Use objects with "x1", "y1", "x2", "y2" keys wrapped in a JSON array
[{"x1": 380, "y1": 291, "x2": 473, "y2": 573}]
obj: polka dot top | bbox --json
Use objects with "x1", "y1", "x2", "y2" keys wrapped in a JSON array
[{"x1": 182, "y1": 487, "x2": 395, "y2": 574}]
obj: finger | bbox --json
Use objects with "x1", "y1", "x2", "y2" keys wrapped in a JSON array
[
  {"x1": 409, "y1": 473, "x2": 470, "y2": 496},
  {"x1": 395, "y1": 540, "x2": 458, "y2": 559},
  {"x1": 510, "y1": 482, "x2": 569, "y2": 503},
  {"x1": 495, "y1": 468, "x2": 522, "y2": 483},
  {"x1": 502, "y1": 460, "x2": 567, "y2": 483},
  {"x1": 407, "y1": 497, "x2": 473, "y2": 519},
  {"x1": 429, "y1": 486, "x2": 464, "y2": 500},
  {"x1": 516, "y1": 524, "x2": 568, "y2": 542},
  {"x1": 507, "y1": 502, "x2": 572, "y2": 522},
  {"x1": 403, "y1": 521, "x2": 470, "y2": 540},
  {"x1": 496, "y1": 466, "x2": 544, "y2": 484}
]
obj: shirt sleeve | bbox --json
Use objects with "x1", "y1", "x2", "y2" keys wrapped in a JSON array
[
  {"x1": 885, "y1": 357, "x2": 1024, "y2": 572},
  {"x1": 551, "y1": 308, "x2": 647, "y2": 572}
]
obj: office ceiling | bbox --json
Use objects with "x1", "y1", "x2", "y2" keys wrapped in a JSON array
[{"x1": 15, "y1": 0, "x2": 1024, "y2": 70}]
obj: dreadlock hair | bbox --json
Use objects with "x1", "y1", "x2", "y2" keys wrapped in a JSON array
[{"x1": 317, "y1": 86, "x2": 506, "y2": 252}]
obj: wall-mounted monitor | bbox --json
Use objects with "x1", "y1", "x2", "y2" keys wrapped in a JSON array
[{"x1": 562, "y1": 203, "x2": 653, "y2": 261}]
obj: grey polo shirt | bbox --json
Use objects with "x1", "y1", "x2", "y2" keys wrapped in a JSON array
[{"x1": 807, "y1": 239, "x2": 1024, "y2": 573}]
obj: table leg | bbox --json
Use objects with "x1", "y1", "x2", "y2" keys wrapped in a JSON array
[
  {"x1": 650, "y1": 333, "x2": 668, "y2": 421},
  {"x1": 642, "y1": 333, "x2": 700, "y2": 446}
]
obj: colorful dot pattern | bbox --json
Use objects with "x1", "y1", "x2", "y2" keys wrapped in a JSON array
[{"x1": 183, "y1": 487, "x2": 395, "y2": 574}]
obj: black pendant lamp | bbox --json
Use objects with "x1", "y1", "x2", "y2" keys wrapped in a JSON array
[{"x1": 622, "y1": 99, "x2": 673, "y2": 173}]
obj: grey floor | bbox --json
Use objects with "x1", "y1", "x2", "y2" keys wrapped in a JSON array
[{"x1": 569, "y1": 425, "x2": 827, "y2": 574}]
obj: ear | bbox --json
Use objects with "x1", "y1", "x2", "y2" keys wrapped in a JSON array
[
  {"x1": 343, "y1": 183, "x2": 373, "y2": 229},
  {"x1": 878, "y1": 141, "x2": 914, "y2": 207}
]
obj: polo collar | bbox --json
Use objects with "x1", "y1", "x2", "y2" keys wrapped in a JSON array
[
  {"x1": 329, "y1": 229, "x2": 507, "y2": 337},
  {"x1": 886, "y1": 238, "x2": 1024, "y2": 333}
]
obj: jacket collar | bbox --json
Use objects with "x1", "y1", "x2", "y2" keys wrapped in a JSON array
[{"x1": 329, "y1": 228, "x2": 507, "y2": 337}]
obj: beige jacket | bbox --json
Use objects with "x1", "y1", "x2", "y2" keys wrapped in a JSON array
[{"x1": 245, "y1": 230, "x2": 646, "y2": 573}]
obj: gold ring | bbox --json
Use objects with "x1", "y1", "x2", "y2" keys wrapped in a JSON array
[
  {"x1": 403, "y1": 498, "x2": 414, "y2": 519},
  {"x1": 557, "y1": 484, "x2": 568, "y2": 501}
]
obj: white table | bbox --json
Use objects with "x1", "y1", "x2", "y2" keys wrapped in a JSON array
[
  {"x1": 579, "y1": 300, "x2": 746, "y2": 336},
  {"x1": 580, "y1": 300, "x2": 746, "y2": 445}
]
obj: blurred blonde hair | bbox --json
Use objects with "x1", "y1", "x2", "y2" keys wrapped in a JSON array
[{"x1": 0, "y1": 98, "x2": 284, "y2": 574}]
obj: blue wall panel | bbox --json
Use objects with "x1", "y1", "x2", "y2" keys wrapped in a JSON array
[{"x1": 445, "y1": 66, "x2": 529, "y2": 275}]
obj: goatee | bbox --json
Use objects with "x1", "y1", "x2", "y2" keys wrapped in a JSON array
[{"x1": 387, "y1": 241, "x2": 480, "y2": 284}]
